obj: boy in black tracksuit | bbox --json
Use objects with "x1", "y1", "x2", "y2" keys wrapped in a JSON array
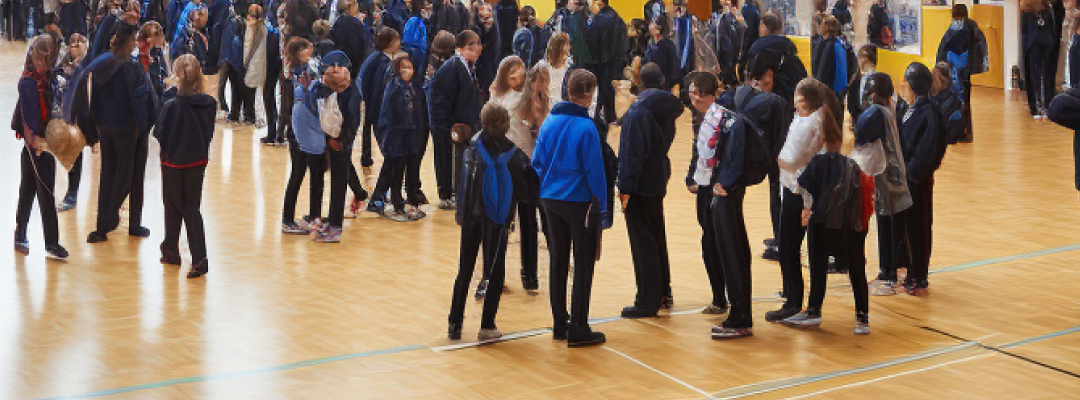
[
  {"x1": 155, "y1": 55, "x2": 216, "y2": 278},
  {"x1": 617, "y1": 85, "x2": 685, "y2": 318},
  {"x1": 448, "y1": 103, "x2": 539, "y2": 341},
  {"x1": 898, "y1": 63, "x2": 947, "y2": 295}
]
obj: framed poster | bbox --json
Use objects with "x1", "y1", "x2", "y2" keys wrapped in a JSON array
[{"x1": 867, "y1": 0, "x2": 922, "y2": 54}]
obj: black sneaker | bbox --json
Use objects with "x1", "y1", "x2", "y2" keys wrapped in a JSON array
[
  {"x1": 14, "y1": 237, "x2": 29, "y2": 255},
  {"x1": 186, "y1": 259, "x2": 208, "y2": 279},
  {"x1": 474, "y1": 280, "x2": 489, "y2": 299},
  {"x1": 45, "y1": 243, "x2": 68, "y2": 260},
  {"x1": 448, "y1": 322, "x2": 462, "y2": 340},
  {"x1": 567, "y1": 328, "x2": 606, "y2": 347},
  {"x1": 620, "y1": 306, "x2": 659, "y2": 319},
  {"x1": 763, "y1": 238, "x2": 777, "y2": 247},
  {"x1": 260, "y1": 136, "x2": 277, "y2": 145},
  {"x1": 765, "y1": 306, "x2": 801, "y2": 322},
  {"x1": 129, "y1": 226, "x2": 151, "y2": 237},
  {"x1": 160, "y1": 253, "x2": 182, "y2": 265},
  {"x1": 522, "y1": 274, "x2": 539, "y2": 292},
  {"x1": 552, "y1": 321, "x2": 569, "y2": 340},
  {"x1": 762, "y1": 246, "x2": 780, "y2": 261},
  {"x1": 87, "y1": 231, "x2": 108, "y2": 243},
  {"x1": 661, "y1": 294, "x2": 674, "y2": 309}
]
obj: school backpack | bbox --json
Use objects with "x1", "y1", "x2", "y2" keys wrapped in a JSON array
[
  {"x1": 936, "y1": 90, "x2": 965, "y2": 145},
  {"x1": 730, "y1": 86, "x2": 774, "y2": 187},
  {"x1": 403, "y1": 16, "x2": 429, "y2": 70},
  {"x1": 292, "y1": 83, "x2": 326, "y2": 155},
  {"x1": 513, "y1": 25, "x2": 551, "y2": 68},
  {"x1": 821, "y1": 155, "x2": 865, "y2": 231},
  {"x1": 756, "y1": 45, "x2": 808, "y2": 106}
]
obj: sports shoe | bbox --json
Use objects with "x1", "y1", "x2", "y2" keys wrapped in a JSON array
[
  {"x1": 366, "y1": 200, "x2": 385, "y2": 214},
  {"x1": 254, "y1": 118, "x2": 267, "y2": 128},
  {"x1": 313, "y1": 225, "x2": 342, "y2": 243},
  {"x1": 903, "y1": 279, "x2": 929, "y2": 296},
  {"x1": 448, "y1": 322, "x2": 462, "y2": 340},
  {"x1": 45, "y1": 243, "x2": 68, "y2": 260},
  {"x1": 702, "y1": 303, "x2": 729, "y2": 314},
  {"x1": 438, "y1": 198, "x2": 456, "y2": 210},
  {"x1": 661, "y1": 294, "x2": 674, "y2": 309},
  {"x1": 765, "y1": 306, "x2": 800, "y2": 322},
  {"x1": 57, "y1": 194, "x2": 77, "y2": 212},
  {"x1": 711, "y1": 326, "x2": 753, "y2": 339},
  {"x1": 762, "y1": 246, "x2": 780, "y2": 261},
  {"x1": 382, "y1": 208, "x2": 411, "y2": 222},
  {"x1": 763, "y1": 238, "x2": 777, "y2": 248},
  {"x1": 282, "y1": 221, "x2": 307, "y2": 234},
  {"x1": 15, "y1": 237, "x2": 30, "y2": 255},
  {"x1": 475, "y1": 280, "x2": 489, "y2": 299},
  {"x1": 300, "y1": 216, "x2": 323, "y2": 233},
  {"x1": 855, "y1": 322, "x2": 871, "y2": 335},
  {"x1": 781, "y1": 311, "x2": 822, "y2": 327},
  {"x1": 869, "y1": 279, "x2": 897, "y2": 296},
  {"x1": 477, "y1": 328, "x2": 503, "y2": 341},
  {"x1": 406, "y1": 206, "x2": 427, "y2": 221}
]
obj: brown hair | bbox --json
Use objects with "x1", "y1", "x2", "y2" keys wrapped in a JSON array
[
  {"x1": 796, "y1": 78, "x2": 842, "y2": 152},
  {"x1": 174, "y1": 53, "x2": 205, "y2": 95},
  {"x1": 1020, "y1": 0, "x2": 1045, "y2": 13},
  {"x1": 391, "y1": 53, "x2": 413, "y2": 77},
  {"x1": 822, "y1": 15, "x2": 841, "y2": 38},
  {"x1": 374, "y1": 27, "x2": 400, "y2": 51},
  {"x1": 24, "y1": 35, "x2": 57, "y2": 72},
  {"x1": 932, "y1": 62, "x2": 952, "y2": 95},
  {"x1": 566, "y1": 69, "x2": 597, "y2": 104},
  {"x1": 481, "y1": 103, "x2": 511, "y2": 138},
  {"x1": 518, "y1": 64, "x2": 551, "y2": 130},
  {"x1": 313, "y1": 19, "x2": 331, "y2": 40},
  {"x1": 337, "y1": 0, "x2": 356, "y2": 14},
  {"x1": 248, "y1": 3, "x2": 265, "y2": 20},
  {"x1": 545, "y1": 32, "x2": 570, "y2": 69},
  {"x1": 138, "y1": 20, "x2": 163, "y2": 42},
  {"x1": 285, "y1": 37, "x2": 313, "y2": 71},
  {"x1": 491, "y1": 55, "x2": 525, "y2": 97},
  {"x1": 455, "y1": 29, "x2": 479, "y2": 49}
]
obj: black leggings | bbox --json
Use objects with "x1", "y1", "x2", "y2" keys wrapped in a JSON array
[
  {"x1": 806, "y1": 226, "x2": 869, "y2": 317},
  {"x1": 15, "y1": 147, "x2": 59, "y2": 246},
  {"x1": 372, "y1": 155, "x2": 407, "y2": 212},
  {"x1": 282, "y1": 143, "x2": 310, "y2": 222},
  {"x1": 517, "y1": 201, "x2": 544, "y2": 281},
  {"x1": 906, "y1": 178, "x2": 934, "y2": 284},
  {"x1": 64, "y1": 150, "x2": 85, "y2": 200},
  {"x1": 448, "y1": 218, "x2": 509, "y2": 329},
  {"x1": 624, "y1": 193, "x2": 670, "y2": 310},
  {"x1": 263, "y1": 66, "x2": 280, "y2": 140},
  {"x1": 95, "y1": 130, "x2": 147, "y2": 233},
  {"x1": 161, "y1": 165, "x2": 207, "y2": 263},
  {"x1": 227, "y1": 64, "x2": 256, "y2": 122},
  {"x1": 875, "y1": 209, "x2": 909, "y2": 281},
  {"x1": 778, "y1": 188, "x2": 807, "y2": 309}
]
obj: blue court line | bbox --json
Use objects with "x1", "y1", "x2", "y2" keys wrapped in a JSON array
[
  {"x1": 34, "y1": 344, "x2": 426, "y2": 400},
  {"x1": 32, "y1": 243, "x2": 1080, "y2": 399}
]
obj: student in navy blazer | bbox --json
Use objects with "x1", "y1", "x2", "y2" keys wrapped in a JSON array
[{"x1": 429, "y1": 29, "x2": 483, "y2": 209}]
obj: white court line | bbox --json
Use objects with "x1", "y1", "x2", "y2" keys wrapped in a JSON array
[
  {"x1": 779, "y1": 353, "x2": 992, "y2": 400},
  {"x1": 430, "y1": 329, "x2": 550, "y2": 352},
  {"x1": 604, "y1": 347, "x2": 712, "y2": 398}
]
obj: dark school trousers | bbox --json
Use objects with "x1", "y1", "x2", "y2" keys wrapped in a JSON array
[
  {"x1": 594, "y1": 63, "x2": 618, "y2": 124},
  {"x1": 517, "y1": 201, "x2": 544, "y2": 280},
  {"x1": 282, "y1": 143, "x2": 311, "y2": 222},
  {"x1": 95, "y1": 130, "x2": 147, "y2": 233},
  {"x1": 227, "y1": 64, "x2": 256, "y2": 122},
  {"x1": 64, "y1": 151, "x2": 84, "y2": 200},
  {"x1": 15, "y1": 147, "x2": 59, "y2": 246},
  {"x1": 807, "y1": 226, "x2": 869, "y2": 316},
  {"x1": 448, "y1": 217, "x2": 509, "y2": 329},
  {"x1": 432, "y1": 128, "x2": 456, "y2": 201},
  {"x1": 906, "y1": 177, "x2": 934, "y2": 284},
  {"x1": 263, "y1": 65, "x2": 280, "y2": 140},
  {"x1": 711, "y1": 186, "x2": 753, "y2": 329},
  {"x1": 372, "y1": 155, "x2": 407, "y2": 212},
  {"x1": 160, "y1": 165, "x2": 207, "y2": 264},
  {"x1": 696, "y1": 188, "x2": 727, "y2": 307},
  {"x1": 778, "y1": 188, "x2": 807, "y2": 310},
  {"x1": 360, "y1": 110, "x2": 375, "y2": 168},
  {"x1": 325, "y1": 147, "x2": 352, "y2": 227},
  {"x1": 876, "y1": 209, "x2": 909, "y2": 282},
  {"x1": 542, "y1": 199, "x2": 600, "y2": 331},
  {"x1": 624, "y1": 193, "x2": 671, "y2": 311}
]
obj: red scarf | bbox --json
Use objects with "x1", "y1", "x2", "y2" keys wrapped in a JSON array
[{"x1": 18, "y1": 69, "x2": 50, "y2": 140}]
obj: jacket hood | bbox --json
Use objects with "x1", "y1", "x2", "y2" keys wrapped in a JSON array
[
  {"x1": 757, "y1": 34, "x2": 798, "y2": 56},
  {"x1": 550, "y1": 101, "x2": 590, "y2": 118},
  {"x1": 177, "y1": 93, "x2": 218, "y2": 108}
]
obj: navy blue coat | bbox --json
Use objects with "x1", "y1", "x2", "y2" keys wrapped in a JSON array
[
  {"x1": 59, "y1": 0, "x2": 88, "y2": 41},
  {"x1": 377, "y1": 77, "x2": 426, "y2": 158},
  {"x1": 90, "y1": 53, "x2": 158, "y2": 137},
  {"x1": 496, "y1": 0, "x2": 519, "y2": 58},
  {"x1": 586, "y1": 5, "x2": 628, "y2": 68},
  {"x1": 430, "y1": 55, "x2": 482, "y2": 137},
  {"x1": 643, "y1": 38, "x2": 680, "y2": 92},
  {"x1": 812, "y1": 37, "x2": 857, "y2": 97},
  {"x1": 205, "y1": 0, "x2": 232, "y2": 73},
  {"x1": 617, "y1": 89, "x2": 684, "y2": 196},
  {"x1": 476, "y1": 20, "x2": 502, "y2": 98},
  {"x1": 330, "y1": 15, "x2": 370, "y2": 81},
  {"x1": 218, "y1": 14, "x2": 246, "y2": 74},
  {"x1": 358, "y1": 51, "x2": 392, "y2": 120},
  {"x1": 170, "y1": 27, "x2": 210, "y2": 73},
  {"x1": 897, "y1": 96, "x2": 947, "y2": 186},
  {"x1": 154, "y1": 93, "x2": 217, "y2": 167}
]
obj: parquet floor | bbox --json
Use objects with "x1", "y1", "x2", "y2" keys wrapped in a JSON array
[{"x1": 2, "y1": 40, "x2": 1078, "y2": 399}]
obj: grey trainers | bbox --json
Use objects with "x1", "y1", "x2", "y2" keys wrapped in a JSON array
[
  {"x1": 855, "y1": 321, "x2": 871, "y2": 335},
  {"x1": 781, "y1": 312, "x2": 822, "y2": 327},
  {"x1": 702, "y1": 303, "x2": 729, "y2": 314},
  {"x1": 869, "y1": 279, "x2": 897, "y2": 296},
  {"x1": 477, "y1": 328, "x2": 503, "y2": 342}
]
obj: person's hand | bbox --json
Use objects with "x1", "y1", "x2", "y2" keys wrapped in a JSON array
[
  {"x1": 801, "y1": 209, "x2": 813, "y2": 227},
  {"x1": 713, "y1": 184, "x2": 727, "y2": 197},
  {"x1": 688, "y1": 184, "x2": 697, "y2": 194},
  {"x1": 329, "y1": 138, "x2": 343, "y2": 152},
  {"x1": 619, "y1": 193, "x2": 629, "y2": 212}
]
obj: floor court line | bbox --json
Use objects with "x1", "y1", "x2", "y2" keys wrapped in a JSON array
[
  {"x1": 777, "y1": 353, "x2": 994, "y2": 400},
  {"x1": 32, "y1": 243, "x2": 1080, "y2": 399},
  {"x1": 604, "y1": 347, "x2": 712, "y2": 398}
]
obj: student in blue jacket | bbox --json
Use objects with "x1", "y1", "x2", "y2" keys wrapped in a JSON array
[
  {"x1": 374, "y1": 54, "x2": 426, "y2": 221},
  {"x1": 155, "y1": 54, "x2": 216, "y2": 278},
  {"x1": 531, "y1": 69, "x2": 608, "y2": 348},
  {"x1": 357, "y1": 27, "x2": 400, "y2": 179}
]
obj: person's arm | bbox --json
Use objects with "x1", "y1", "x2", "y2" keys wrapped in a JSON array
[
  {"x1": 777, "y1": 116, "x2": 823, "y2": 173},
  {"x1": 377, "y1": 83, "x2": 396, "y2": 135},
  {"x1": 582, "y1": 125, "x2": 609, "y2": 214},
  {"x1": 616, "y1": 112, "x2": 650, "y2": 195},
  {"x1": 905, "y1": 109, "x2": 942, "y2": 186},
  {"x1": 716, "y1": 121, "x2": 745, "y2": 194},
  {"x1": 686, "y1": 122, "x2": 700, "y2": 188},
  {"x1": 339, "y1": 86, "x2": 361, "y2": 147},
  {"x1": 17, "y1": 79, "x2": 44, "y2": 138},
  {"x1": 429, "y1": 66, "x2": 455, "y2": 135}
]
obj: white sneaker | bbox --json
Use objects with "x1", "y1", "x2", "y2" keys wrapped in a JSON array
[{"x1": 781, "y1": 312, "x2": 822, "y2": 327}]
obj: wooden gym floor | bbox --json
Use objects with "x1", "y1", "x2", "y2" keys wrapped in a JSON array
[{"x1": 1, "y1": 41, "x2": 1078, "y2": 399}]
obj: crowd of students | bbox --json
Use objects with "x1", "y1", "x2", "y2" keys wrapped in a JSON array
[{"x1": 11, "y1": 0, "x2": 1007, "y2": 347}]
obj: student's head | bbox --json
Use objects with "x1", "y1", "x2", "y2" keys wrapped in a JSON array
[
  {"x1": 393, "y1": 53, "x2": 415, "y2": 83},
  {"x1": 857, "y1": 44, "x2": 878, "y2": 72},
  {"x1": 760, "y1": 11, "x2": 782, "y2": 36},
  {"x1": 649, "y1": 14, "x2": 670, "y2": 38},
  {"x1": 904, "y1": 62, "x2": 933, "y2": 97},
  {"x1": 932, "y1": 62, "x2": 952, "y2": 95},
  {"x1": 795, "y1": 78, "x2": 842, "y2": 152},
  {"x1": 524, "y1": 64, "x2": 551, "y2": 101},
  {"x1": 285, "y1": 37, "x2": 314, "y2": 69},
  {"x1": 519, "y1": 5, "x2": 536, "y2": 26},
  {"x1": 747, "y1": 50, "x2": 779, "y2": 93},
  {"x1": 814, "y1": 0, "x2": 827, "y2": 12},
  {"x1": 481, "y1": 103, "x2": 511, "y2": 140},
  {"x1": 566, "y1": 68, "x2": 597, "y2": 108},
  {"x1": 455, "y1": 30, "x2": 482, "y2": 63},
  {"x1": 190, "y1": 7, "x2": 208, "y2": 29},
  {"x1": 592, "y1": 0, "x2": 607, "y2": 11},
  {"x1": 313, "y1": 19, "x2": 332, "y2": 40},
  {"x1": 247, "y1": 4, "x2": 265, "y2": 24},
  {"x1": 174, "y1": 54, "x2": 205, "y2": 95},
  {"x1": 321, "y1": 51, "x2": 353, "y2": 91},
  {"x1": 1068, "y1": 0, "x2": 1078, "y2": 11},
  {"x1": 477, "y1": 3, "x2": 494, "y2": 27},
  {"x1": 139, "y1": 20, "x2": 165, "y2": 47},
  {"x1": 111, "y1": 21, "x2": 139, "y2": 55},
  {"x1": 864, "y1": 72, "x2": 895, "y2": 106},
  {"x1": 374, "y1": 27, "x2": 402, "y2": 53},
  {"x1": 432, "y1": 30, "x2": 456, "y2": 59},
  {"x1": 338, "y1": 0, "x2": 359, "y2": 16},
  {"x1": 25, "y1": 35, "x2": 57, "y2": 74},
  {"x1": 492, "y1": 55, "x2": 526, "y2": 96},
  {"x1": 1020, "y1": 0, "x2": 1044, "y2": 13},
  {"x1": 688, "y1": 72, "x2": 721, "y2": 113},
  {"x1": 639, "y1": 62, "x2": 665, "y2": 90},
  {"x1": 951, "y1": 3, "x2": 968, "y2": 20},
  {"x1": 68, "y1": 33, "x2": 89, "y2": 62},
  {"x1": 822, "y1": 15, "x2": 841, "y2": 38},
  {"x1": 545, "y1": 32, "x2": 570, "y2": 67}
]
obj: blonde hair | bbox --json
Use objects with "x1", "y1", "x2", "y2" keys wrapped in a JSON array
[
  {"x1": 491, "y1": 55, "x2": 525, "y2": 97},
  {"x1": 545, "y1": 33, "x2": 570, "y2": 69},
  {"x1": 173, "y1": 54, "x2": 205, "y2": 95}
]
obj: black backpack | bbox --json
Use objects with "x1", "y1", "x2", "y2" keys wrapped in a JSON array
[
  {"x1": 822, "y1": 156, "x2": 865, "y2": 231},
  {"x1": 730, "y1": 89, "x2": 772, "y2": 187}
]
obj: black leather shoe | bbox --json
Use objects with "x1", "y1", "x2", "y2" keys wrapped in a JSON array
[
  {"x1": 762, "y1": 246, "x2": 780, "y2": 261},
  {"x1": 160, "y1": 254, "x2": 182, "y2": 265},
  {"x1": 448, "y1": 322, "x2": 462, "y2": 340},
  {"x1": 620, "y1": 306, "x2": 659, "y2": 319},
  {"x1": 186, "y1": 259, "x2": 208, "y2": 279},
  {"x1": 87, "y1": 231, "x2": 108, "y2": 243},
  {"x1": 522, "y1": 274, "x2": 539, "y2": 291},
  {"x1": 567, "y1": 328, "x2": 606, "y2": 347},
  {"x1": 765, "y1": 306, "x2": 801, "y2": 322},
  {"x1": 129, "y1": 226, "x2": 150, "y2": 237}
]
